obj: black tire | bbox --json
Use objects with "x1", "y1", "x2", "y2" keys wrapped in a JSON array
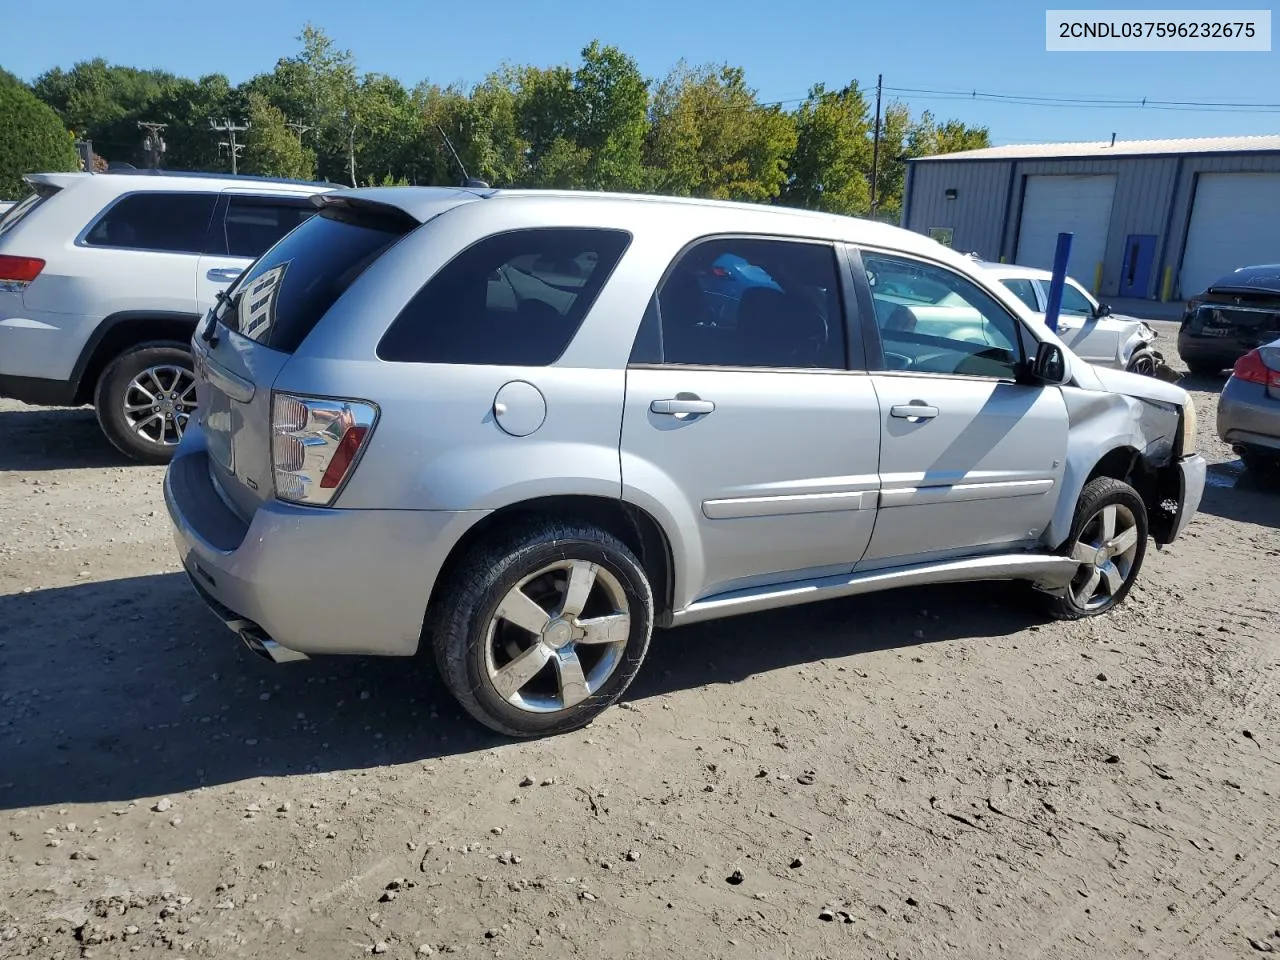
[
  {"x1": 1240, "y1": 448, "x2": 1280, "y2": 478},
  {"x1": 1183, "y1": 358, "x2": 1224, "y2": 378},
  {"x1": 427, "y1": 521, "x2": 654, "y2": 738},
  {"x1": 1043, "y1": 476, "x2": 1148, "y2": 621},
  {"x1": 1125, "y1": 350, "x2": 1158, "y2": 377},
  {"x1": 94, "y1": 341, "x2": 196, "y2": 465}
]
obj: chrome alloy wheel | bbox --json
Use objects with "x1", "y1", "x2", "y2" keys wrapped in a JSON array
[
  {"x1": 1068, "y1": 503, "x2": 1140, "y2": 610},
  {"x1": 123, "y1": 364, "x2": 196, "y2": 447},
  {"x1": 1127, "y1": 352, "x2": 1157, "y2": 377},
  {"x1": 484, "y1": 560, "x2": 632, "y2": 714}
]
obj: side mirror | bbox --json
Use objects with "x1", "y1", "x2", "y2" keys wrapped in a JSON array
[
  {"x1": 1095, "y1": 302, "x2": 1112, "y2": 319},
  {"x1": 1031, "y1": 341, "x2": 1069, "y2": 385}
]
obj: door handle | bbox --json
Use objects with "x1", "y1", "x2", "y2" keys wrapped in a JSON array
[
  {"x1": 651, "y1": 398, "x2": 715, "y2": 416},
  {"x1": 890, "y1": 403, "x2": 939, "y2": 421},
  {"x1": 206, "y1": 268, "x2": 243, "y2": 283}
]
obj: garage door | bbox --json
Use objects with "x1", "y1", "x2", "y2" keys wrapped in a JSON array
[
  {"x1": 1015, "y1": 175, "x2": 1116, "y2": 289},
  {"x1": 1179, "y1": 172, "x2": 1280, "y2": 296}
]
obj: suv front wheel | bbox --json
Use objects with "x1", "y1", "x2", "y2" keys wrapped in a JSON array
[
  {"x1": 94, "y1": 341, "x2": 197, "y2": 464},
  {"x1": 430, "y1": 521, "x2": 654, "y2": 738},
  {"x1": 1044, "y1": 476, "x2": 1148, "y2": 620}
]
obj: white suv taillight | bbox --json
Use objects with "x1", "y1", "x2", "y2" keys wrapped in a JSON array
[
  {"x1": 271, "y1": 392, "x2": 378, "y2": 506},
  {"x1": 0, "y1": 255, "x2": 45, "y2": 292}
]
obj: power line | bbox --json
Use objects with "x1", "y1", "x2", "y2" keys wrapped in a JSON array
[{"x1": 883, "y1": 84, "x2": 1280, "y2": 113}]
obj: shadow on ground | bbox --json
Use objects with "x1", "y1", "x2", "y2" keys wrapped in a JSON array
[
  {"x1": 1199, "y1": 458, "x2": 1280, "y2": 525},
  {"x1": 0, "y1": 407, "x2": 135, "y2": 472},
  {"x1": 0, "y1": 572, "x2": 1042, "y2": 811}
]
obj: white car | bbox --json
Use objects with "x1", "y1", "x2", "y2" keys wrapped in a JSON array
[
  {"x1": 979, "y1": 262, "x2": 1165, "y2": 376},
  {"x1": 0, "y1": 170, "x2": 336, "y2": 461}
]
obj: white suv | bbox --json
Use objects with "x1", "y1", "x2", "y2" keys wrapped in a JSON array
[{"x1": 0, "y1": 170, "x2": 335, "y2": 462}]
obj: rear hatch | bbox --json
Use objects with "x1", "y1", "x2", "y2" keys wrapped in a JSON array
[
  {"x1": 192, "y1": 197, "x2": 425, "y2": 520},
  {"x1": 1190, "y1": 279, "x2": 1280, "y2": 347}
]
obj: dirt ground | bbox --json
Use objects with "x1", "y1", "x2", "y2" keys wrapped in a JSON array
[{"x1": 1, "y1": 346, "x2": 1278, "y2": 960}]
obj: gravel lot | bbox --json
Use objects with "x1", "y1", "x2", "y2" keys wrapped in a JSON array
[{"x1": 2, "y1": 342, "x2": 1278, "y2": 960}]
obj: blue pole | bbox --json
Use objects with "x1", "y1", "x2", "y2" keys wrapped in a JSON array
[{"x1": 1043, "y1": 232, "x2": 1073, "y2": 334}]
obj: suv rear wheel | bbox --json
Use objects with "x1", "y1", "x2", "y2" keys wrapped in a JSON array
[
  {"x1": 1044, "y1": 476, "x2": 1148, "y2": 620},
  {"x1": 94, "y1": 341, "x2": 197, "y2": 464},
  {"x1": 430, "y1": 521, "x2": 654, "y2": 738}
]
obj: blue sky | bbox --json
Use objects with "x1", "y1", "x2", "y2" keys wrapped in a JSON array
[{"x1": 6, "y1": 0, "x2": 1277, "y2": 145}]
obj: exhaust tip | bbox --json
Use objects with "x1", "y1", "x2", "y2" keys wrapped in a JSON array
[{"x1": 238, "y1": 627, "x2": 309, "y2": 664}]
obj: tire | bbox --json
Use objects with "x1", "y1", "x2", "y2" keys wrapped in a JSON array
[
  {"x1": 1183, "y1": 358, "x2": 1224, "y2": 378},
  {"x1": 1125, "y1": 350, "x2": 1158, "y2": 377},
  {"x1": 94, "y1": 341, "x2": 197, "y2": 465},
  {"x1": 1043, "y1": 477, "x2": 1148, "y2": 621},
  {"x1": 1240, "y1": 448, "x2": 1280, "y2": 478},
  {"x1": 428, "y1": 521, "x2": 654, "y2": 738}
]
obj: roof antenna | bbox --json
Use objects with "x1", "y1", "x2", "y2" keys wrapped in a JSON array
[
  {"x1": 436, "y1": 124, "x2": 490, "y2": 189},
  {"x1": 1110, "y1": 132, "x2": 1116, "y2": 147}
]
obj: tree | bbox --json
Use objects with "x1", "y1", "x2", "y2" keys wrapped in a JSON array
[
  {"x1": 781, "y1": 81, "x2": 873, "y2": 215},
  {"x1": 0, "y1": 71, "x2": 80, "y2": 197},
  {"x1": 242, "y1": 93, "x2": 316, "y2": 179},
  {"x1": 645, "y1": 63, "x2": 796, "y2": 202},
  {"x1": 571, "y1": 41, "x2": 648, "y2": 190}
]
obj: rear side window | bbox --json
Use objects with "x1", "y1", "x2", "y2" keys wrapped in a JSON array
[
  {"x1": 217, "y1": 209, "x2": 410, "y2": 353},
  {"x1": 378, "y1": 228, "x2": 631, "y2": 366},
  {"x1": 1000, "y1": 278, "x2": 1041, "y2": 312},
  {"x1": 84, "y1": 192, "x2": 216, "y2": 254},
  {"x1": 222, "y1": 195, "x2": 317, "y2": 258}
]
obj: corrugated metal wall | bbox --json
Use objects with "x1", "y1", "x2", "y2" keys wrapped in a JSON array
[{"x1": 904, "y1": 151, "x2": 1280, "y2": 298}]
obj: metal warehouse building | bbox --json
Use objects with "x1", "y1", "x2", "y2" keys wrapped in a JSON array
[{"x1": 901, "y1": 134, "x2": 1280, "y2": 301}]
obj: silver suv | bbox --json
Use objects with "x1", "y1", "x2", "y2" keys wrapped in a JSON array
[
  {"x1": 164, "y1": 186, "x2": 1207, "y2": 738},
  {"x1": 0, "y1": 170, "x2": 334, "y2": 462}
]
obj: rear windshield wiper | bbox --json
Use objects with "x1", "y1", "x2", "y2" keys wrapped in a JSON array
[{"x1": 201, "y1": 288, "x2": 239, "y2": 346}]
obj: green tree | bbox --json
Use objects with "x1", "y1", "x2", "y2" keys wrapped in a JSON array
[
  {"x1": 0, "y1": 70, "x2": 80, "y2": 197},
  {"x1": 781, "y1": 81, "x2": 872, "y2": 215},
  {"x1": 571, "y1": 41, "x2": 648, "y2": 190},
  {"x1": 645, "y1": 62, "x2": 796, "y2": 202},
  {"x1": 242, "y1": 93, "x2": 316, "y2": 179}
]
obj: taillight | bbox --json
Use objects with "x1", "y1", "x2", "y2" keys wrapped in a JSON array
[
  {"x1": 0, "y1": 255, "x2": 45, "y2": 292},
  {"x1": 270, "y1": 393, "x2": 378, "y2": 506},
  {"x1": 1230, "y1": 349, "x2": 1280, "y2": 388}
]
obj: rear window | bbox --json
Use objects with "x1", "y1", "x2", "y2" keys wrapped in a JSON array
[
  {"x1": 0, "y1": 190, "x2": 56, "y2": 239},
  {"x1": 84, "y1": 192, "x2": 217, "y2": 254},
  {"x1": 378, "y1": 227, "x2": 631, "y2": 366},
  {"x1": 215, "y1": 208, "x2": 410, "y2": 353}
]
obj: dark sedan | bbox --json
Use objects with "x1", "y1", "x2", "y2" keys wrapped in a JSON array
[{"x1": 1178, "y1": 265, "x2": 1280, "y2": 377}]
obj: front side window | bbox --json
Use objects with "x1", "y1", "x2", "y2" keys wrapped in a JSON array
[
  {"x1": 1059, "y1": 281, "x2": 1097, "y2": 317},
  {"x1": 378, "y1": 228, "x2": 631, "y2": 366},
  {"x1": 862, "y1": 252, "x2": 1023, "y2": 379},
  {"x1": 223, "y1": 195, "x2": 317, "y2": 258},
  {"x1": 1000, "y1": 277, "x2": 1041, "y2": 312},
  {"x1": 83, "y1": 192, "x2": 217, "y2": 254},
  {"x1": 655, "y1": 238, "x2": 845, "y2": 369}
]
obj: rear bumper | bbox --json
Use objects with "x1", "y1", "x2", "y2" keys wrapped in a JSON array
[
  {"x1": 1217, "y1": 378, "x2": 1280, "y2": 452},
  {"x1": 163, "y1": 426, "x2": 488, "y2": 657}
]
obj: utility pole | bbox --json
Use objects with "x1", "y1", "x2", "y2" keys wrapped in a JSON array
[
  {"x1": 210, "y1": 117, "x2": 249, "y2": 175},
  {"x1": 284, "y1": 118, "x2": 311, "y2": 144},
  {"x1": 870, "y1": 73, "x2": 883, "y2": 220},
  {"x1": 137, "y1": 121, "x2": 168, "y2": 169}
]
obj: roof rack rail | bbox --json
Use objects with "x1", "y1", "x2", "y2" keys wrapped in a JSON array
[{"x1": 99, "y1": 168, "x2": 336, "y2": 188}]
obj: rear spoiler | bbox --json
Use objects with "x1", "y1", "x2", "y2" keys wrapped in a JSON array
[{"x1": 24, "y1": 172, "x2": 90, "y2": 191}]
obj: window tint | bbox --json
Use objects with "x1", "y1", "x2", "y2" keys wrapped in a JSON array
[
  {"x1": 1060, "y1": 282, "x2": 1096, "y2": 317},
  {"x1": 656, "y1": 238, "x2": 845, "y2": 369},
  {"x1": 215, "y1": 208, "x2": 411, "y2": 353},
  {"x1": 223, "y1": 195, "x2": 317, "y2": 258},
  {"x1": 863, "y1": 252, "x2": 1023, "y2": 379},
  {"x1": 84, "y1": 192, "x2": 216, "y2": 253},
  {"x1": 378, "y1": 228, "x2": 631, "y2": 366},
  {"x1": 1000, "y1": 278, "x2": 1041, "y2": 312}
]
